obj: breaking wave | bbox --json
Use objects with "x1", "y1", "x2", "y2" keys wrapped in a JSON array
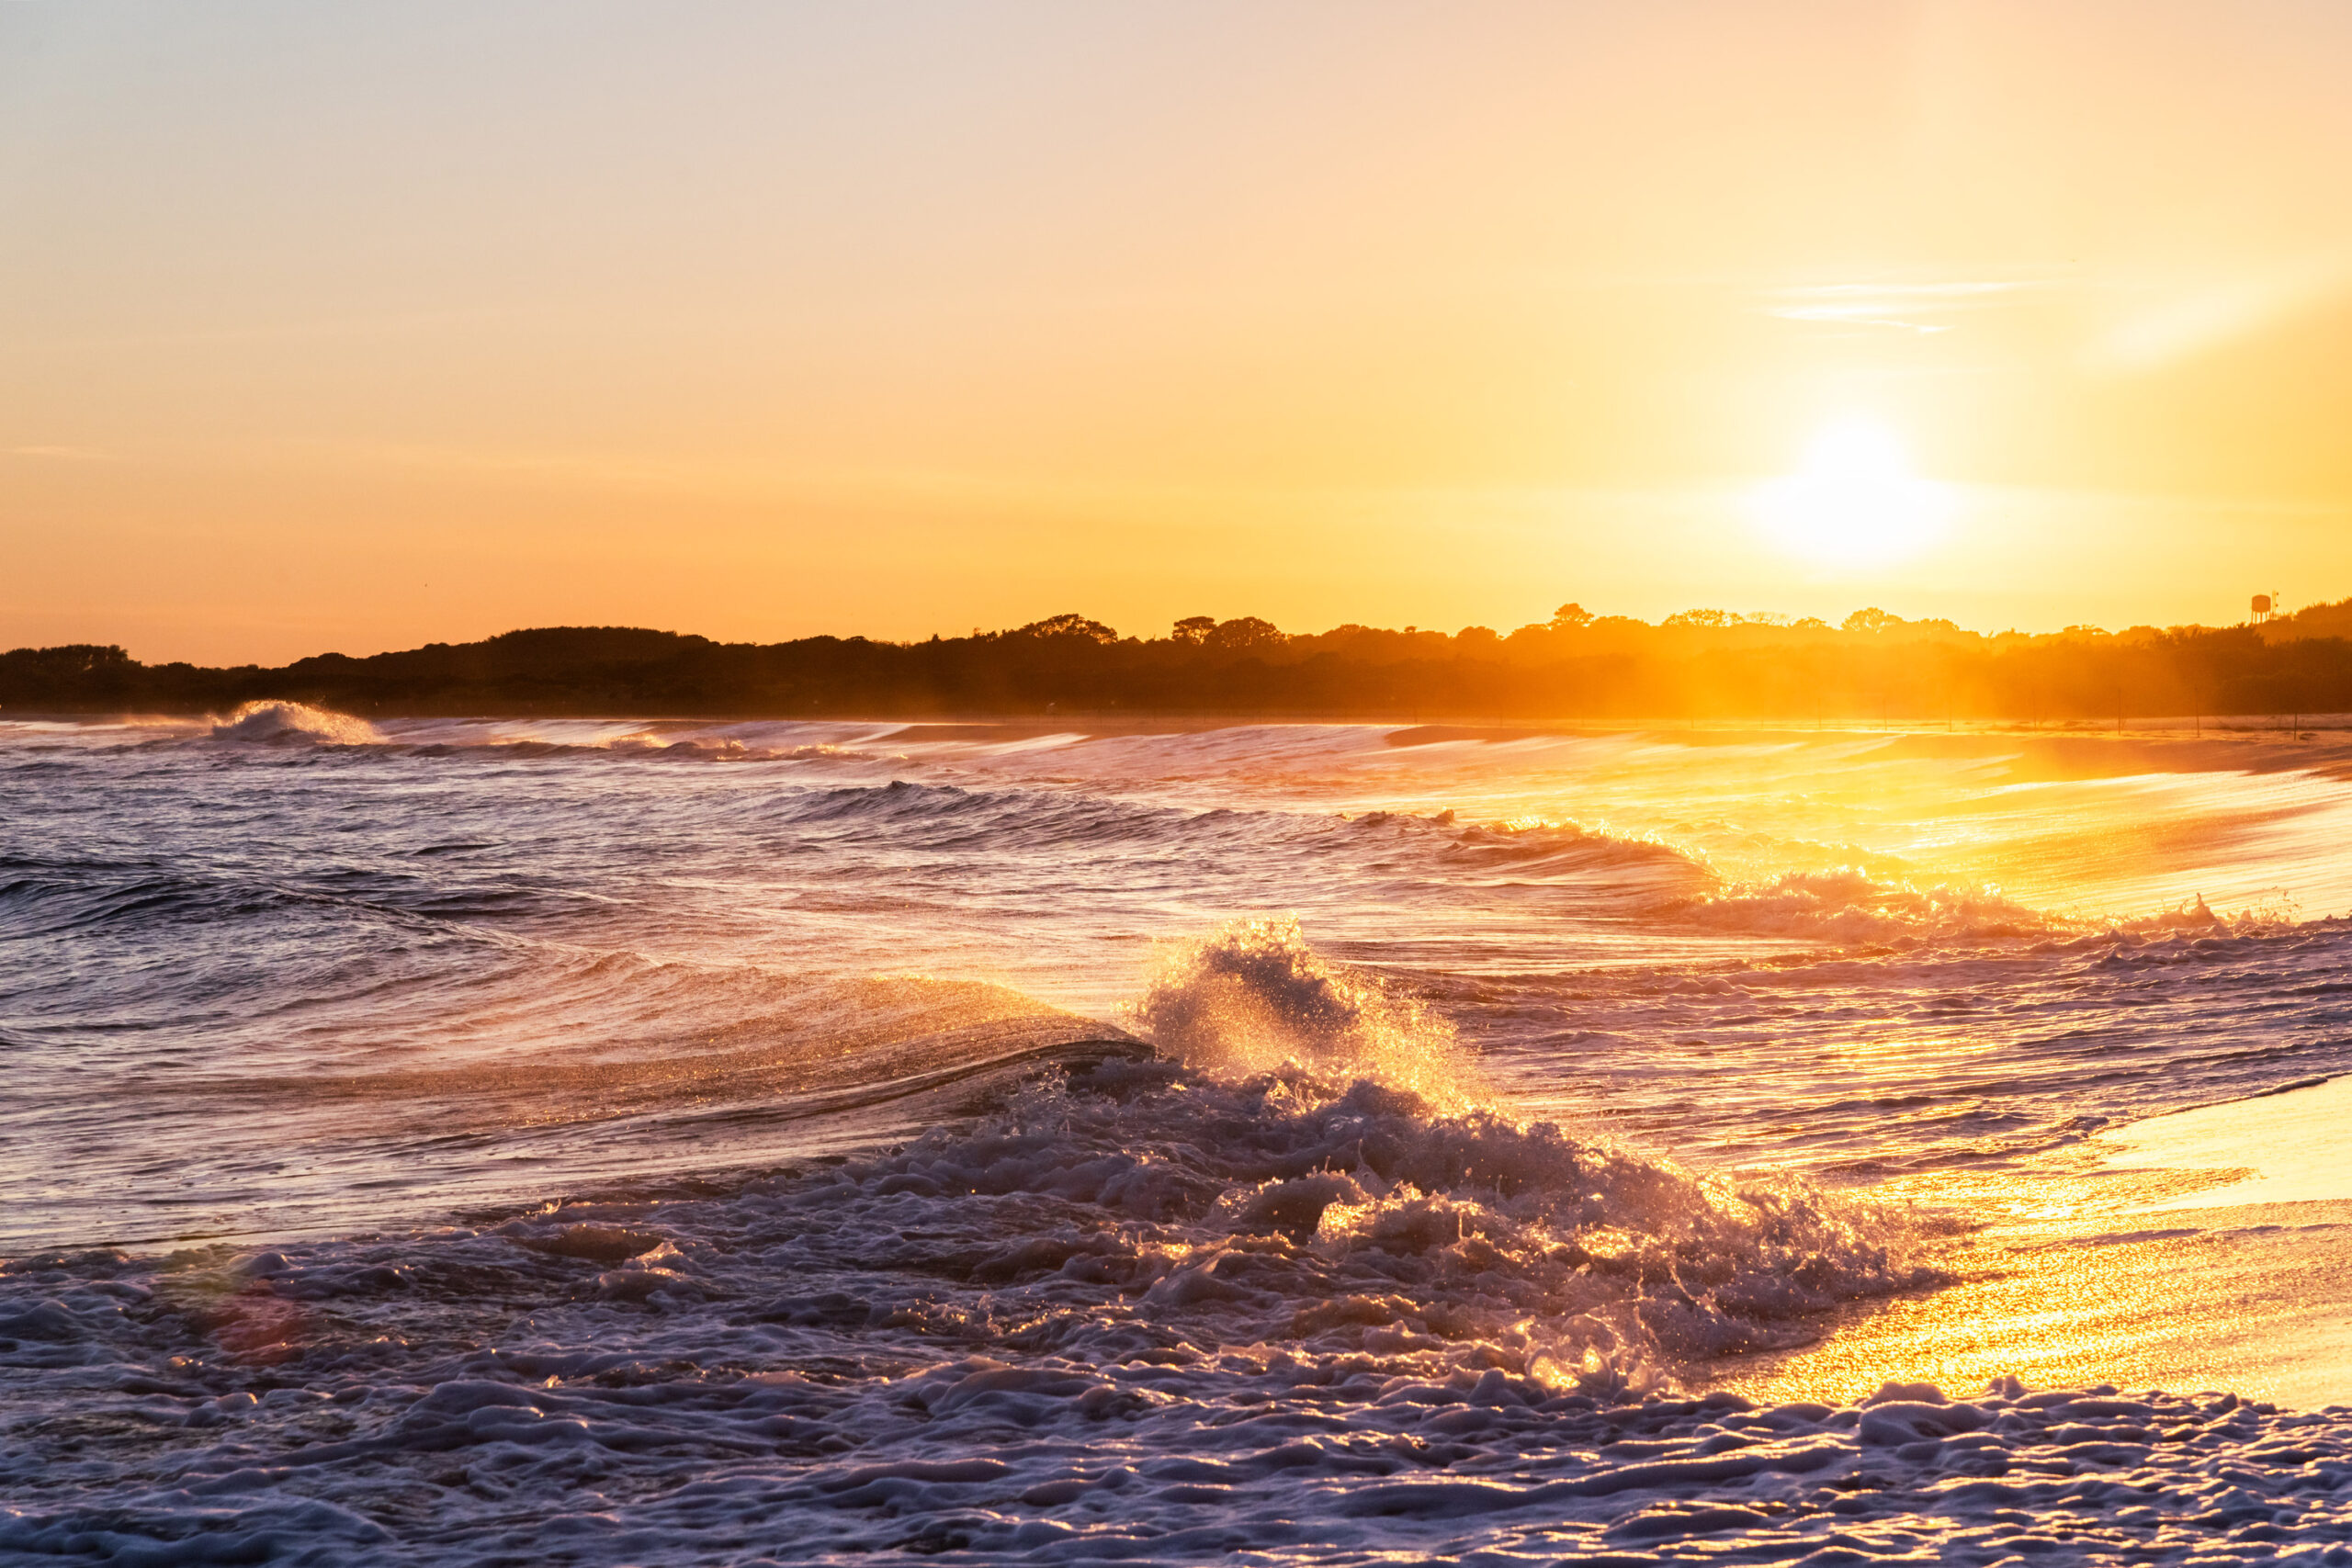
[
  {"x1": 833, "y1": 1054, "x2": 1940, "y2": 1381},
  {"x1": 1094, "y1": 917, "x2": 1932, "y2": 1379},
  {"x1": 209, "y1": 700, "x2": 381, "y2": 746},
  {"x1": 2104, "y1": 891, "x2": 2301, "y2": 936},
  {"x1": 0, "y1": 915, "x2": 1952, "y2": 1558},
  {"x1": 1124, "y1": 915, "x2": 1486, "y2": 1109},
  {"x1": 1673, "y1": 869, "x2": 2304, "y2": 947},
  {"x1": 1673, "y1": 867, "x2": 2055, "y2": 944}
]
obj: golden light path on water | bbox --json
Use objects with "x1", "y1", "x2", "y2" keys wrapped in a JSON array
[{"x1": 1724, "y1": 1078, "x2": 2352, "y2": 1412}]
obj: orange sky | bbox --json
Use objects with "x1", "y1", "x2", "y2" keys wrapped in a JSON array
[{"x1": 6, "y1": 2, "x2": 2352, "y2": 664}]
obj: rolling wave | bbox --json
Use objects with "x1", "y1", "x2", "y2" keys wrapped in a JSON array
[
  {"x1": 209, "y1": 701, "x2": 382, "y2": 745},
  {"x1": 1672, "y1": 868, "x2": 2056, "y2": 944},
  {"x1": 1672, "y1": 867, "x2": 2307, "y2": 947}
]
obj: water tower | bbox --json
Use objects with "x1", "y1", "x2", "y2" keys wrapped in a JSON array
[{"x1": 2252, "y1": 592, "x2": 2278, "y2": 625}]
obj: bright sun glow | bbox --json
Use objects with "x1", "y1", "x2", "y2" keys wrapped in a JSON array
[{"x1": 1751, "y1": 418, "x2": 1954, "y2": 569}]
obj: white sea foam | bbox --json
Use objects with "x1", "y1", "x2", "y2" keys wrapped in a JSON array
[{"x1": 0, "y1": 1068, "x2": 2344, "y2": 1562}]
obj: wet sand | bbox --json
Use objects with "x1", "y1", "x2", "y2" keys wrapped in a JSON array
[{"x1": 1724, "y1": 1076, "x2": 2352, "y2": 1411}]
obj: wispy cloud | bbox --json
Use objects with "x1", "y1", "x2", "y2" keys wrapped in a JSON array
[
  {"x1": 1764, "y1": 278, "x2": 2046, "y2": 335},
  {"x1": 2093, "y1": 253, "x2": 2352, "y2": 372}
]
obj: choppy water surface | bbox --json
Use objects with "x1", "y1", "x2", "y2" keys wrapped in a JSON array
[{"x1": 4, "y1": 709, "x2": 2349, "y2": 1564}]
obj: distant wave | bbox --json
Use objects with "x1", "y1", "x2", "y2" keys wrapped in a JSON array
[
  {"x1": 2101, "y1": 891, "x2": 2301, "y2": 936},
  {"x1": 209, "y1": 700, "x2": 381, "y2": 746},
  {"x1": 1673, "y1": 868, "x2": 2307, "y2": 947},
  {"x1": 777, "y1": 784, "x2": 1716, "y2": 891},
  {"x1": 1673, "y1": 867, "x2": 2055, "y2": 945},
  {"x1": 1372, "y1": 811, "x2": 1709, "y2": 885}
]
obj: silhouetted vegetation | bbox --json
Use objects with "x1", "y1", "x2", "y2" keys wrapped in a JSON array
[{"x1": 10, "y1": 604, "x2": 2352, "y2": 721}]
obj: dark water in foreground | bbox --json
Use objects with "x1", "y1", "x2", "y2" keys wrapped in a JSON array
[{"x1": 3, "y1": 709, "x2": 2348, "y2": 1564}]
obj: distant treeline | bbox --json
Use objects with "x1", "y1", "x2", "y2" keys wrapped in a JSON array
[{"x1": 13, "y1": 602, "x2": 2352, "y2": 721}]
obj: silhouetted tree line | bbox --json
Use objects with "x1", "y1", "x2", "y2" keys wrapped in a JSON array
[{"x1": 9, "y1": 603, "x2": 2352, "y2": 721}]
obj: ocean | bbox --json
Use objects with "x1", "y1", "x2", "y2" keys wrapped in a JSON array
[{"x1": 3, "y1": 705, "x2": 2348, "y2": 1564}]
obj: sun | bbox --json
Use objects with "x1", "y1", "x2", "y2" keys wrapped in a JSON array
[{"x1": 1751, "y1": 417, "x2": 1953, "y2": 569}]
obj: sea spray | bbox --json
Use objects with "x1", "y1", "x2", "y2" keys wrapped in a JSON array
[
  {"x1": 1122, "y1": 915, "x2": 1485, "y2": 1109},
  {"x1": 1675, "y1": 865, "x2": 2054, "y2": 944},
  {"x1": 209, "y1": 700, "x2": 381, "y2": 746}
]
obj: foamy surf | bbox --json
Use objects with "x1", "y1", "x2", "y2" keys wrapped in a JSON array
[{"x1": 1, "y1": 1068, "x2": 2344, "y2": 1564}]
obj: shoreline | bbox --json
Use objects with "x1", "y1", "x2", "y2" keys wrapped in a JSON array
[{"x1": 1721, "y1": 1076, "x2": 2352, "y2": 1412}]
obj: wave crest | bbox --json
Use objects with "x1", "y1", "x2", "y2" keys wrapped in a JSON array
[
  {"x1": 1677, "y1": 868, "x2": 2306, "y2": 947},
  {"x1": 1676, "y1": 867, "x2": 2054, "y2": 944},
  {"x1": 1122, "y1": 916, "x2": 1481, "y2": 1108},
  {"x1": 209, "y1": 701, "x2": 380, "y2": 746}
]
